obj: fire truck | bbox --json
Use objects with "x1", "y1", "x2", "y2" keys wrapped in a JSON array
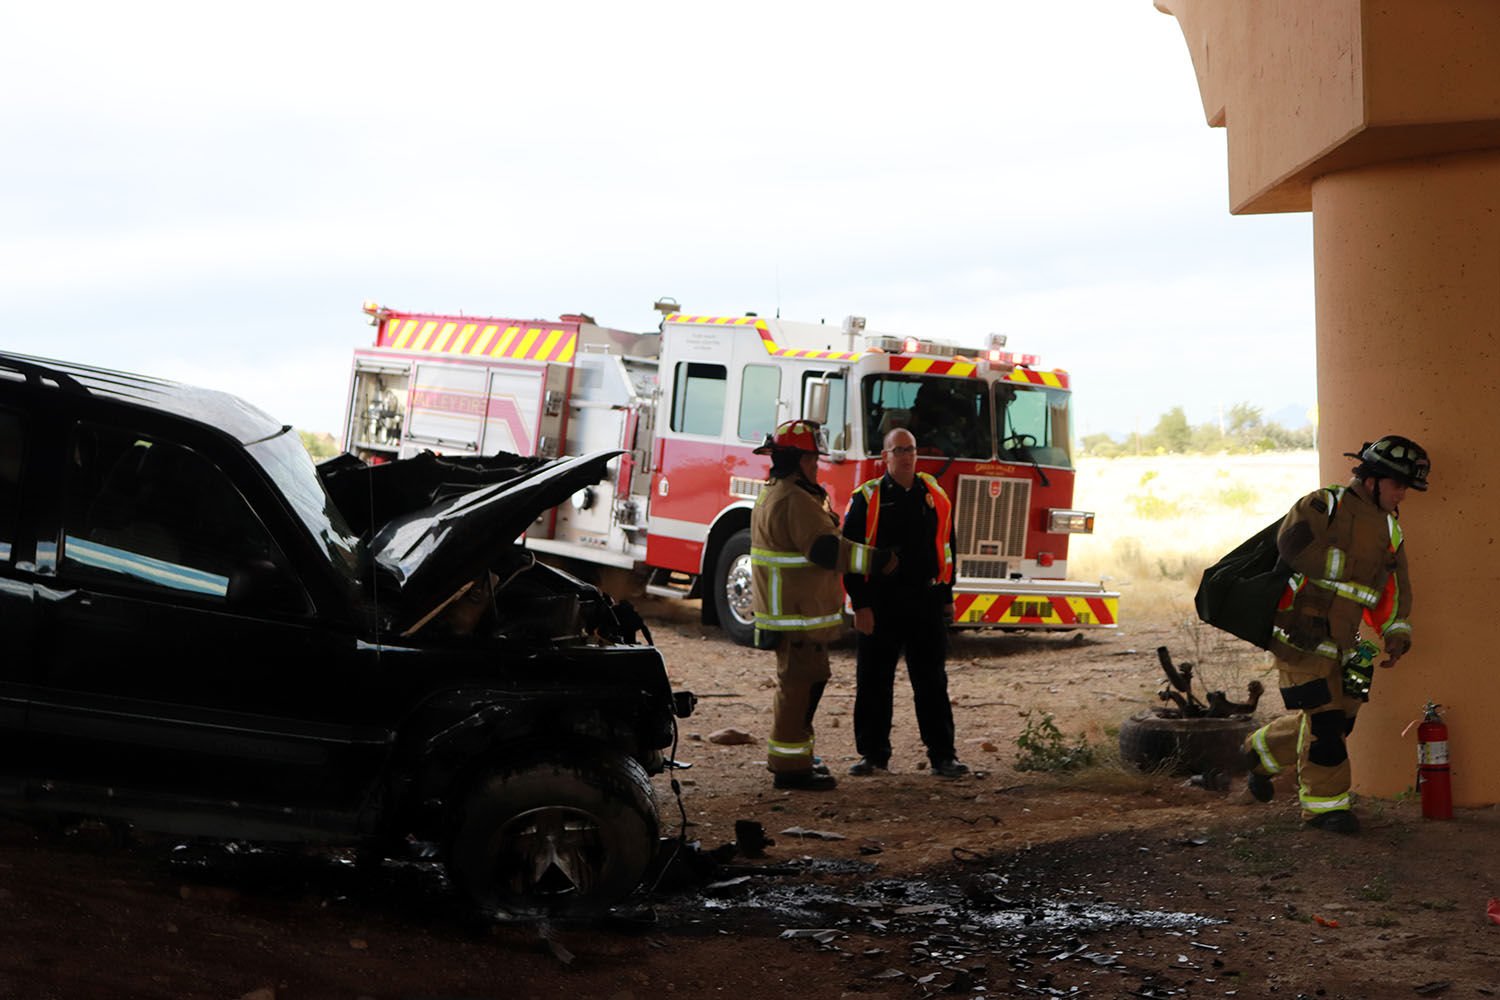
[{"x1": 344, "y1": 301, "x2": 1119, "y2": 645}]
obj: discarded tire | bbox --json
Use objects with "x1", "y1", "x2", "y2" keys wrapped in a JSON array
[{"x1": 1117, "y1": 710, "x2": 1256, "y2": 776}]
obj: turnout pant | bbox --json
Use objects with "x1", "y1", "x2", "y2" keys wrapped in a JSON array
[
  {"x1": 1245, "y1": 654, "x2": 1364, "y2": 820},
  {"x1": 767, "y1": 637, "x2": 831, "y2": 775},
  {"x1": 853, "y1": 592, "x2": 955, "y2": 766}
]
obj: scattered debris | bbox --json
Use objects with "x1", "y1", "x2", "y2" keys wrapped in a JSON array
[
  {"x1": 1153, "y1": 646, "x2": 1262, "y2": 718},
  {"x1": 734, "y1": 820, "x2": 773, "y2": 858},
  {"x1": 779, "y1": 827, "x2": 845, "y2": 841},
  {"x1": 708, "y1": 727, "x2": 755, "y2": 745},
  {"x1": 779, "y1": 928, "x2": 840, "y2": 943}
]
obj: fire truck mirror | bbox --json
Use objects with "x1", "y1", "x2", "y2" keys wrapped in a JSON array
[{"x1": 804, "y1": 379, "x2": 830, "y2": 427}]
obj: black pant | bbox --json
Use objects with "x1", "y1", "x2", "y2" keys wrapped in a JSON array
[{"x1": 852, "y1": 591, "x2": 955, "y2": 765}]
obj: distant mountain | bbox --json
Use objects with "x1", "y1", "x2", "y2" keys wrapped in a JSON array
[{"x1": 1268, "y1": 403, "x2": 1314, "y2": 430}]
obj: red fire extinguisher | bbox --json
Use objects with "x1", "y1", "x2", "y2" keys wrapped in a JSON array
[{"x1": 1416, "y1": 702, "x2": 1453, "y2": 820}]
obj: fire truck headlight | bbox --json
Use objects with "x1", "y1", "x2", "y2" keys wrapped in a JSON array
[
  {"x1": 1047, "y1": 509, "x2": 1094, "y2": 534},
  {"x1": 571, "y1": 487, "x2": 596, "y2": 512}
]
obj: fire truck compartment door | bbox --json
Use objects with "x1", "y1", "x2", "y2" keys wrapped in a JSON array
[
  {"x1": 482, "y1": 368, "x2": 549, "y2": 458},
  {"x1": 405, "y1": 363, "x2": 486, "y2": 456}
]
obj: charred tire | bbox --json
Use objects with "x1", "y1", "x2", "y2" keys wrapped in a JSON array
[
  {"x1": 713, "y1": 528, "x2": 757, "y2": 647},
  {"x1": 1117, "y1": 710, "x2": 1255, "y2": 776},
  {"x1": 448, "y1": 752, "x2": 659, "y2": 916}
]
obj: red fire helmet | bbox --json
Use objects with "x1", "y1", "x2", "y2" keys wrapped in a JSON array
[{"x1": 753, "y1": 419, "x2": 829, "y2": 456}]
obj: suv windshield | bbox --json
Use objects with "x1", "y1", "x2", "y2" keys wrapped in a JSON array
[{"x1": 247, "y1": 429, "x2": 361, "y2": 581}]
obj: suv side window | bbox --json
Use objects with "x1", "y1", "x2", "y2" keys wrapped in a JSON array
[
  {"x1": 61, "y1": 424, "x2": 302, "y2": 608},
  {"x1": 0, "y1": 409, "x2": 20, "y2": 562}
]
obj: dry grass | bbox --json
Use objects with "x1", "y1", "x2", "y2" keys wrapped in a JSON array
[
  {"x1": 1056, "y1": 452, "x2": 1321, "y2": 760},
  {"x1": 1069, "y1": 451, "x2": 1320, "y2": 624}
]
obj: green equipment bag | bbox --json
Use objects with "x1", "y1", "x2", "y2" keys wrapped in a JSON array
[{"x1": 1194, "y1": 517, "x2": 1289, "y2": 650}]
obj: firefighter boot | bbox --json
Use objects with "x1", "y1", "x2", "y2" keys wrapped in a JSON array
[
  {"x1": 774, "y1": 769, "x2": 838, "y2": 791},
  {"x1": 1306, "y1": 810, "x2": 1360, "y2": 834},
  {"x1": 1243, "y1": 749, "x2": 1274, "y2": 803}
]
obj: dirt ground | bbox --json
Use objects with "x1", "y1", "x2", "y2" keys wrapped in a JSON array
[{"x1": 2, "y1": 597, "x2": 1497, "y2": 1000}]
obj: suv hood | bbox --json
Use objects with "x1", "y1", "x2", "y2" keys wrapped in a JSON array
[{"x1": 366, "y1": 449, "x2": 621, "y2": 630}]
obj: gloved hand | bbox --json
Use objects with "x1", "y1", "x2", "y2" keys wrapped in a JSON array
[
  {"x1": 853, "y1": 607, "x2": 876, "y2": 635},
  {"x1": 1381, "y1": 633, "x2": 1411, "y2": 668},
  {"x1": 873, "y1": 547, "x2": 899, "y2": 576}
]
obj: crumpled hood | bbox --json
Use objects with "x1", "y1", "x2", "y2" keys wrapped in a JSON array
[{"x1": 367, "y1": 449, "x2": 621, "y2": 631}]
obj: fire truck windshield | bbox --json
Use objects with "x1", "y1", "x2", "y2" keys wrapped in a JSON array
[
  {"x1": 862, "y1": 376, "x2": 991, "y2": 459},
  {"x1": 861, "y1": 375, "x2": 1073, "y2": 468}
]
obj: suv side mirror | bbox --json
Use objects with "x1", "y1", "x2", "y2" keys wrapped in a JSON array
[{"x1": 227, "y1": 559, "x2": 306, "y2": 614}]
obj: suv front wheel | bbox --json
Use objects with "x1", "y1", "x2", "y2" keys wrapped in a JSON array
[{"x1": 447, "y1": 752, "x2": 659, "y2": 915}]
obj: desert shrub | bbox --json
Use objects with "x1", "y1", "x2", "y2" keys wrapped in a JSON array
[
  {"x1": 1014, "y1": 710, "x2": 1097, "y2": 772},
  {"x1": 1129, "y1": 494, "x2": 1184, "y2": 519},
  {"x1": 1216, "y1": 483, "x2": 1258, "y2": 508}
]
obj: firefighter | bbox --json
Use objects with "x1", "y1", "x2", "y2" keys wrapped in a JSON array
[
  {"x1": 1243, "y1": 435, "x2": 1430, "y2": 833},
  {"x1": 842, "y1": 428, "x2": 969, "y2": 779},
  {"x1": 751, "y1": 419, "x2": 895, "y2": 791}
]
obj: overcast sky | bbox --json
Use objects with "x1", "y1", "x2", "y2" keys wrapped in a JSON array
[{"x1": 2, "y1": 2, "x2": 1316, "y2": 440}]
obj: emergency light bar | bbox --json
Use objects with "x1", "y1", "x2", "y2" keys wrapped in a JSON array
[
  {"x1": 985, "y1": 349, "x2": 1043, "y2": 366},
  {"x1": 981, "y1": 333, "x2": 1042, "y2": 367},
  {"x1": 865, "y1": 335, "x2": 962, "y2": 358}
]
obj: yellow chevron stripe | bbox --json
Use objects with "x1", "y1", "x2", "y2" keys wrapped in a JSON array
[
  {"x1": 961, "y1": 595, "x2": 999, "y2": 621},
  {"x1": 473, "y1": 324, "x2": 499, "y2": 354},
  {"x1": 491, "y1": 326, "x2": 520, "y2": 357},
  {"x1": 950, "y1": 361, "x2": 977, "y2": 377},
  {"x1": 393, "y1": 319, "x2": 419, "y2": 349},
  {"x1": 535, "y1": 329, "x2": 565, "y2": 361},
  {"x1": 556, "y1": 335, "x2": 576, "y2": 363},
  {"x1": 412, "y1": 321, "x2": 439, "y2": 351},
  {"x1": 514, "y1": 327, "x2": 542, "y2": 357},
  {"x1": 453, "y1": 323, "x2": 478, "y2": 353},
  {"x1": 431, "y1": 321, "x2": 458, "y2": 352}
]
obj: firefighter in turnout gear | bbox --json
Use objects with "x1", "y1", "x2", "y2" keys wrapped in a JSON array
[
  {"x1": 1243, "y1": 435, "x2": 1430, "y2": 833},
  {"x1": 751, "y1": 420, "x2": 895, "y2": 791}
]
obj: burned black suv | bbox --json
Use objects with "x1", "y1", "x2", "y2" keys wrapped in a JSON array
[{"x1": 0, "y1": 352, "x2": 690, "y2": 913}]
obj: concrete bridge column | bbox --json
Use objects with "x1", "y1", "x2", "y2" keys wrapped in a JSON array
[
  {"x1": 1314, "y1": 151, "x2": 1500, "y2": 799},
  {"x1": 1156, "y1": 0, "x2": 1500, "y2": 804}
]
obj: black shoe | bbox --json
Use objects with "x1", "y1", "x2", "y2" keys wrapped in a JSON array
[
  {"x1": 1242, "y1": 748, "x2": 1274, "y2": 803},
  {"x1": 1306, "y1": 810, "x2": 1360, "y2": 834},
  {"x1": 931, "y1": 758, "x2": 970, "y2": 779},
  {"x1": 774, "y1": 770, "x2": 838, "y2": 791},
  {"x1": 811, "y1": 756, "x2": 830, "y2": 775},
  {"x1": 848, "y1": 757, "x2": 888, "y2": 776}
]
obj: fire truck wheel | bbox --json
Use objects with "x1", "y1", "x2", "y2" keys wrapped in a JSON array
[
  {"x1": 447, "y1": 752, "x2": 659, "y2": 917},
  {"x1": 713, "y1": 528, "x2": 757, "y2": 647},
  {"x1": 1117, "y1": 710, "x2": 1255, "y2": 777}
]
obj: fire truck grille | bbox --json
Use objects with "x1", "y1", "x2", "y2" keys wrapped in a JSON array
[{"x1": 954, "y1": 475, "x2": 1031, "y2": 581}]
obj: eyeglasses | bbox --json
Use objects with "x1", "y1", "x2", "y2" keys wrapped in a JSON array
[{"x1": 886, "y1": 445, "x2": 918, "y2": 455}]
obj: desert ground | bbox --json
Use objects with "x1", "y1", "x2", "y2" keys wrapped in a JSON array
[{"x1": 3, "y1": 453, "x2": 1497, "y2": 999}]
